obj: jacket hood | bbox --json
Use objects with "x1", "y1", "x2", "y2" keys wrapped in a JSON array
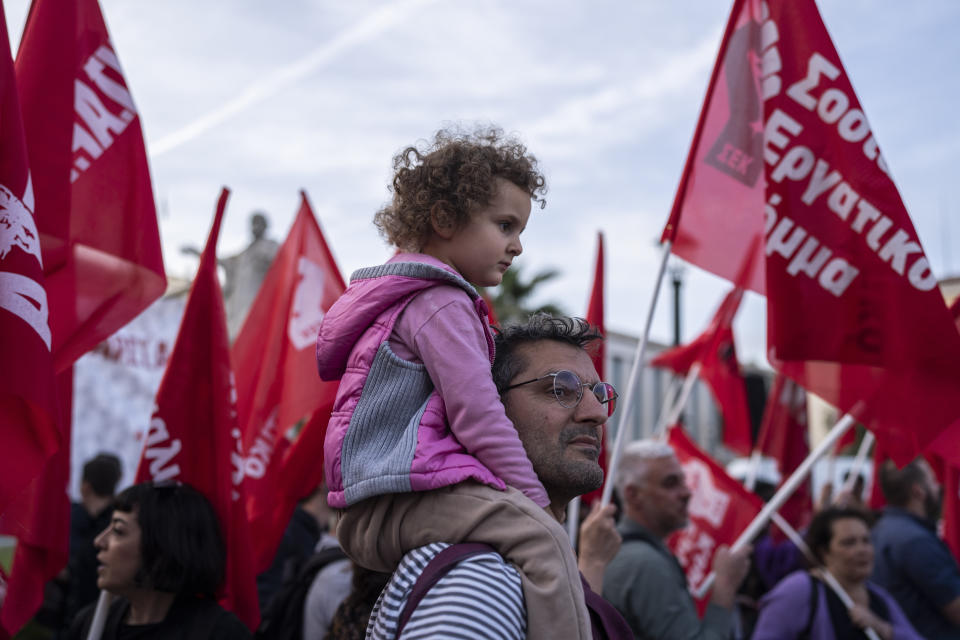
[{"x1": 316, "y1": 254, "x2": 478, "y2": 380}]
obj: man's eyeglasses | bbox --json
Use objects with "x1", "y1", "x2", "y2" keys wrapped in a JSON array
[{"x1": 503, "y1": 370, "x2": 618, "y2": 417}]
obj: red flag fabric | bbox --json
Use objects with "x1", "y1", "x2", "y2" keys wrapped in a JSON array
[
  {"x1": 666, "y1": 426, "x2": 763, "y2": 613},
  {"x1": 231, "y1": 191, "x2": 346, "y2": 572},
  {"x1": 134, "y1": 190, "x2": 258, "y2": 629},
  {"x1": 663, "y1": 0, "x2": 960, "y2": 464},
  {"x1": 0, "y1": 370, "x2": 71, "y2": 636},
  {"x1": 580, "y1": 231, "x2": 607, "y2": 506},
  {"x1": 867, "y1": 440, "x2": 887, "y2": 511},
  {"x1": 0, "y1": 0, "x2": 57, "y2": 516},
  {"x1": 927, "y1": 298, "x2": 960, "y2": 561},
  {"x1": 755, "y1": 374, "x2": 813, "y2": 535},
  {"x1": 16, "y1": 0, "x2": 165, "y2": 372},
  {"x1": 650, "y1": 286, "x2": 753, "y2": 455},
  {"x1": 939, "y1": 459, "x2": 960, "y2": 563},
  {"x1": 482, "y1": 291, "x2": 500, "y2": 329}
]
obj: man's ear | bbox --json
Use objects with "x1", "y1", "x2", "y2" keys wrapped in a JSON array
[{"x1": 430, "y1": 202, "x2": 457, "y2": 240}]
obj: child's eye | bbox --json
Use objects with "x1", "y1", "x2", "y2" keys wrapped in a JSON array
[{"x1": 499, "y1": 222, "x2": 511, "y2": 232}]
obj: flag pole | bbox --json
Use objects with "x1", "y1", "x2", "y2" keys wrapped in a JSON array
[
  {"x1": 601, "y1": 240, "x2": 672, "y2": 506},
  {"x1": 85, "y1": 591, "x2": 115, "y2": 640},
  {"x1": 839, "y1": 430, "x2": 875, "y2": 497},
  {"x1": 692, "y1": 410, "x2": 859, "y2": 597},
  {"x1": 655, "y1": 362, "x2": 701, "y2": 440},
  {"x1": 651, "y1": 377, "x2": 682, "y2": 438},
  {"x1": 566, "y1": 496, "x2": 581, "y2": 545},
  {"x1": 744, "y1": 450, "x2": 764, "y2": 493},
  {"x1": 766, "y1": 514, "x2": 881, "y2": 640}
]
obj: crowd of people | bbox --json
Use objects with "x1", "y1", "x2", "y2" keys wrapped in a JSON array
[{"x1": 16, "y1": 127, "x2": 960, "y2": 639}]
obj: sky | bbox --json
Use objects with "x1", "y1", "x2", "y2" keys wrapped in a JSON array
[{"x1": 5, "y1": 0, "x2": 959, "y2": 367}]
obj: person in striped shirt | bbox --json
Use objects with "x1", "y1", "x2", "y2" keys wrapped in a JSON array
[{"x1": 366, "y1": 314, "x2": 631, "y2": 639}]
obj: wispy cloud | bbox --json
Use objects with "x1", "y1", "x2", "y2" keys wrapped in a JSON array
[{"x1": 150, "y1": 0, "x2": 439, "y2": 156}]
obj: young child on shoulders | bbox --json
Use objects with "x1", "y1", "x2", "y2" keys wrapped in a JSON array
[{"x1": 316, "y1": 126, "x2": 593, "y2": 639}]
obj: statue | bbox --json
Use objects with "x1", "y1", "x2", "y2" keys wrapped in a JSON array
[{"x1": 182, "y1": 211, "x2": 279, "y2": 339}]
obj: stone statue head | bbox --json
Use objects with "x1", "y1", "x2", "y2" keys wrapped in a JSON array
[{"x1": 251, "y1": 212, "x2": 268, "y2": 240}]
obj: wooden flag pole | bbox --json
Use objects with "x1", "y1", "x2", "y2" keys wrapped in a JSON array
[
  {"x1": 601, "y1": 241, "x2": 672, "y2": 507},
  {"x1": 691, "y1": 411, "x2": 859, "y2": 598}
]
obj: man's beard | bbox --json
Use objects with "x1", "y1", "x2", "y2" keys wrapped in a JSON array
[{"x1": 924, "y1": 485, "x2": 942, "y2": 522}]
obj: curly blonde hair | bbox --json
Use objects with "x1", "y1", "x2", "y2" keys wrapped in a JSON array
[{"x1": 374, "y1": 125, "x2": 547, "y2": 251}]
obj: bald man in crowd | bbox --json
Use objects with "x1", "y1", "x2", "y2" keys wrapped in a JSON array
[{"x1": 603, "y1": 440, "x2": 751, "y2": 639}]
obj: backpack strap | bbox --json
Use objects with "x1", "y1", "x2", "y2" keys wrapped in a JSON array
[
  {"x1": 396, "y1": 543, "x2": 496, "y2": 636},
  {"x1": 799, "y1": 573, "x2": 820, "y2": 640}
]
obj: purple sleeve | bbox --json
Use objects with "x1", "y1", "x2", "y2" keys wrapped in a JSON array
[
  {"x1": 752, "y1": 571, "x2": 817, "y2": 640},
  {"x1": 873, "y1": 586, "x2": 925, "y2": 640},
  {"x1": 392, "y1": 288, "x2": 549, "y2": 507}
]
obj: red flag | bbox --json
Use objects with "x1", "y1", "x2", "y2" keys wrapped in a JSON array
[
  {"x1": 939, "y1": 458, "x2": 960, "y2": 563},
  {"x1": 663, "y1": 0, "x2": 960, "y2": 464},
  {"x1": 0, "y1": 1, "x2": 64, "y2": 631},
  {"x1": 866, "y1": 440, "x2": 887, "y2": 511},
  {"x1": 16, "y1": 0, "x2": 165, "y2": 372},
  {"x1": 0, "y1": 370, "x2": 71, "y2": 636},
  {"x1": 667, "y1": 426, "x2": 763, "y2": 613},
  {"x1": 231, "y1": 191, "x2": 346, "y2": 572},
  {"x1": 135, "y1": 190, "x2": 258, "y2": 629},
  {"x1": 0, "y1": 0, "x2": 57, "y2": 516},
  {"x1": 927, "y1": 298, "x2": 960, "y2": 561},
  {"x1": 755, "y1": 374, "x2": 813, "y2": 535},
  {"x1": 651, "y1": 286, "x2": 753, "y2": 455},
  {"x1": 581, "y1": 232, "x2": 606, "y2": 506},
  {"x1": 482, "y1": 291, "x2": 500, "y2": 329}
]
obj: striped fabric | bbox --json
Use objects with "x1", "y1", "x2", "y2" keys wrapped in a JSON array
[{"x1": 367, "y1": 542, "x2": 526, "y2": 639}]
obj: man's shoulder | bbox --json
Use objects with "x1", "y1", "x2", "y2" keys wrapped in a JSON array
[
  {"x1": 873, "y1": 509, "x2": 935, "y2": 546},
  {"x1": 368, "y1": 543, "x2": 525, "y2": 640},
  {"x1": 396, "y1": 542, "x2": 522, "y2": 595}
]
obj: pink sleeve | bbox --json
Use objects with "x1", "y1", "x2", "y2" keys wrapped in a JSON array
[{"x1": 392, "y1": 287, "x2": 549, "y2": 507}]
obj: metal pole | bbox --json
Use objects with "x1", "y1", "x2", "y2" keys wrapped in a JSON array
[{"x1": 601, "y1": 241, "x2": 672, "y2": 506}]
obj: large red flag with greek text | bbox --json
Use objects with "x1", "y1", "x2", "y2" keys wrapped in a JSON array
[
  {"x1": 0, "y1": 0, "x2": 56, "y2": 517},
  {"x1": 755, "y1": 374, "x2": 812, "y2": 535},
  {"x1": 134, "y1": 190, "x2": 258, "y2": 629},
  {"x1": 662, "y1": 0, "x2": 960, "y2": 464},
  {"x1": 231, "y1": 191, "x2": 346, "y2": 571},
  {"x1": 581, "y1": 232, "x2": 606, "y2": 506},
  {"x1": 667, "y1": 426, "x2": 763, "y2": 613},
  {"x1": 0, "y1": 372, "x2": 70, "y2": 636},
  {"x1": 650, "y1": 286, "x2": 752, "y2": 455},
  {"x1": 0, "y1": 1, "x2": 64, "y2": 631},
  {"x1": 16, "y1": 0, "x2": 165, "y2": 373}
]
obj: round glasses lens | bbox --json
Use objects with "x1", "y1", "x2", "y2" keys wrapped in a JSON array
[
  {"x1": 593, "y1": 383, "x2": 617, "y2": 417},
  {"x1": 552, "y1": 371, "x2": 583, "y2": 408}
]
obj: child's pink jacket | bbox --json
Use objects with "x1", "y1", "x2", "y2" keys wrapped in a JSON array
[{"x1": 316, "y1": 253, "x2": 548, "y2": 509}]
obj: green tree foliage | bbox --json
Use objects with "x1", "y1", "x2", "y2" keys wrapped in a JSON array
[{"x1": 487, "y1": 265, "x2": 566, "y2": 326}]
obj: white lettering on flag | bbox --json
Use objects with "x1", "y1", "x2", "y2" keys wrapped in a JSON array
[
  {"x1": 288, "y1": 256, "x2": 327, "y2": 350},
  {"x1": 143, "y1": 413, "x2": 182, "y2": 482},
  {"x1": 0, "y1": 183, "x2": 51, "y2": 348},
  {"x1": 683, "y1": 459, "x2": 731, "y2": 528},
  {"x1": 70, "y1": 45, "x2": 139, "y2": 183}
]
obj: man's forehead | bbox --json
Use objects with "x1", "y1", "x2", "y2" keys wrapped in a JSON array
[
  {"x1": 649, "y1": 455, "x2": 683, "y2": 479},
  {"x1": 514, "y1": 340, "x2": 598, "y2": 381}
]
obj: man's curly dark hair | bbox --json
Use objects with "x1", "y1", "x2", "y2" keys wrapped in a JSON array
[{"x1": 374, "y1": 125, "x2": 547, "y2": 252}]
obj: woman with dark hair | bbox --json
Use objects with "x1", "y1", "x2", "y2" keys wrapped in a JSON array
[
  {"x1": 752, "y1": 507, "x2": 920, "y2": 640},
  {"x1": 67, "y1": 482, "x2": 250, "y2": 639}
]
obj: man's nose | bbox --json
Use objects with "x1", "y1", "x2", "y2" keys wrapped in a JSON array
[{"x1": 575, "y1": 388, "x2": 608, "y2": 425}]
